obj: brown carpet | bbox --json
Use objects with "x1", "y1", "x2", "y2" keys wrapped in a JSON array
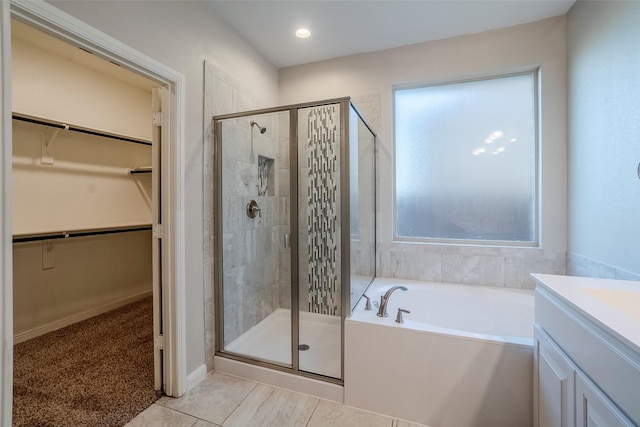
[{"x1": 13, "y1": 297, "x2": 162, "y2": 427}]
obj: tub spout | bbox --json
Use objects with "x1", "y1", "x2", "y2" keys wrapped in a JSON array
[{"x1": 377, "y1": 285, "x2": 408, "y2": 317}]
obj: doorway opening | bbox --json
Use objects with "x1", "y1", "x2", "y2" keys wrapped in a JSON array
[
  {"x1": 10, "y1": 18, "x2": 161, "y2": 425},
  {"x1": 1, "y1": 1, "x2": 187, "y2": 425}
]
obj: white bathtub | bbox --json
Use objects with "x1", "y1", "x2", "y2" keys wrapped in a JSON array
[{"x1": 345, "y1": 277, "x2": 534, "y2": 427}]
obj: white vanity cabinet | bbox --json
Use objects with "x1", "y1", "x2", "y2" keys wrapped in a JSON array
[
  {"x1": 574, "y1": 370, "x2": 634, "y2": 427},
  {"x1": 535, "y1": 325, "x2": 575, "y2": 427},
  {"x1": 532, "y1": 274, "x2": 640, "y2": 427}
]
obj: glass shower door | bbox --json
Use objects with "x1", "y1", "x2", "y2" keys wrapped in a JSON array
[
  {"x1": 297, "y1": 103, "x2": 343, "y2": 379},
  {"x1": 218, "y1": 111, "x2": 292, "y2": 367},
  {"x1": 215, "y1": 97, "x2": 376, "y2": 383},
  {"x1": 349, "y1": 103, "x2": 376, "y2": 311}
]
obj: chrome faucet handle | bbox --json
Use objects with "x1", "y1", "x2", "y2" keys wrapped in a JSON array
[
  {"x1": 246, "y1": 200, "x2": 262, "y2": 218},
  {"x1": 395, "y1": 308, "x2": 411, "y2": 324},
  {"x1": 363, "y1": 294, "x2": 372, "y2": 311}
]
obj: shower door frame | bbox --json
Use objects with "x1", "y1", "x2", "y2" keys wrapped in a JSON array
[{"x1": 213, "y1": 97, "x2": 375, "y2": 385}]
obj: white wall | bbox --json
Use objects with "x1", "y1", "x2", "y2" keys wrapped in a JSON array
[
  {"x1": 280, "y1": 17, "x2": 568, "y2": 288},
  {"x1": 46, "y1": 0, "x2": 280, "y2": 375},
  {"x1": 566, "y1": 1, "x2": 640, "y2": 279}
]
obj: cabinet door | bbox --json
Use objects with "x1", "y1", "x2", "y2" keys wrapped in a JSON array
[
  {"x1": 535, "y1": 326, "x2": 575, "y2": 427},
  {"x1": 575, "y1": 371, "x2": 635, "y2": 427}
]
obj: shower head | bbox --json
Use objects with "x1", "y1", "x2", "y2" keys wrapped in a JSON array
[{"x1": 250, "y1": 120, "x2": 267, "y2": 134}]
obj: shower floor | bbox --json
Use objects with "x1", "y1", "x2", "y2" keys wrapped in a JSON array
[{"x1": 225, "y1": 308, "x2": 341, "y2": 379}]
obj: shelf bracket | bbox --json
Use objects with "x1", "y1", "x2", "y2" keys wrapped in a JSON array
[{"x1": 41, "y1": 124, "x2": 68, "y2": 165}]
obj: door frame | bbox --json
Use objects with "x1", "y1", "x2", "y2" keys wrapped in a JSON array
[
  {"x1": 1, "y1": 1, "x2": 14, "y2": 425},
  {"x1": 0, "y1": 1, "x2": 187, "y2": 422}
]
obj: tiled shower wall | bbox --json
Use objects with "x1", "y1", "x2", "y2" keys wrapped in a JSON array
[
  {"x1": 220, "y1": 114, "x2": 283, "y2": 345},
  {"x1": 204, "y1": 62, "x2": 286, "y2": 369}
]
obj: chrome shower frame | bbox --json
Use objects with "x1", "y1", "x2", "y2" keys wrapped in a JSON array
[{"x1": 213, "y1": 97, "x2": 376, "y2": 385}]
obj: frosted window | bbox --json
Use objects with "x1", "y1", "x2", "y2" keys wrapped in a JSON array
[{"x1": 394, "y1": 73, "x2": 537, "y2": 243}]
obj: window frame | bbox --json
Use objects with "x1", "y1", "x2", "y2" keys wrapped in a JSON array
[{"x1": 392, "y1": 70, "x2": 540, "y2": 247}]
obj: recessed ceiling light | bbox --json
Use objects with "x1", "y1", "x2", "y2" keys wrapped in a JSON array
[{"x1": 295, "y1": 28, "x2": 311, "y2": 39}]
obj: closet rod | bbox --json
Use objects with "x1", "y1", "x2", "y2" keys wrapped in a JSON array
[
  {"x1": 13, "y1": 225, "x2": 152, "y2": 243},
  {"x1": 12, "y1": 114, "x2": 153, "y2": 147},
  {"x1": 129, "y1": 166, "x2": 152, "y2": 174}
]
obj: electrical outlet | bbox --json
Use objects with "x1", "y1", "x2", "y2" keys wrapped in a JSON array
[{"x1": 42, "y1": 241, "x2": 55, "y2": 270}]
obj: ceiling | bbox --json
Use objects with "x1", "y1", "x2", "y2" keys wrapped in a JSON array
[{"x1": 206, "y1": 0, "x2": 576, "y2": 68}]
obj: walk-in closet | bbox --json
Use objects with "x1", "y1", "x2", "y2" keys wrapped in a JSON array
[{"x1": 11, "y1": 19, "x2": 160, "y2": 426}]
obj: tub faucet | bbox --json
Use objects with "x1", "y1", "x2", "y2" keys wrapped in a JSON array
[{"x1": 377, "y1": 285, "x2": 408, "y2": 317}]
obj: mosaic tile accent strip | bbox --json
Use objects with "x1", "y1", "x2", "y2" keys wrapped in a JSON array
[{"x1": 306, "y1": 106, "x2": 341, "y2": 315}]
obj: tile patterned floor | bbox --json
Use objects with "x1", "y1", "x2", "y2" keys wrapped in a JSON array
[{"x1": 125, "y1": 372, "x2": 429, "y2": 427}]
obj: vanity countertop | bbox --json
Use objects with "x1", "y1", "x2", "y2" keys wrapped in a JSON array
[{"x1": 531, "y1": 273, "x2": 640, "y2": 355}]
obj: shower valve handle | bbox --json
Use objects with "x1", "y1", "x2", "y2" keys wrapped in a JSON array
[{"x1": 246, "y1": 200, "x2": 262, "y2": 218}]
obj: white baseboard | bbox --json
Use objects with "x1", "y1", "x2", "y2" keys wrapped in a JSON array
[
  {"x1": 13, "y1": 290, "x2": 152, "y2": 344},
  {"x1": 186, "y1": 364, "x2": 208, "y2": 392}
]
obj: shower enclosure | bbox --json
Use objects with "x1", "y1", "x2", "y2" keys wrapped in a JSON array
[{"x1": 213, "y1": 98, "x2": 376, "y2": 383}]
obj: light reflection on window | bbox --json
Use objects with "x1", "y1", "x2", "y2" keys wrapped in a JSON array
[{"x1": 394, "y1": 72, "x2": 537, "y2": 244}]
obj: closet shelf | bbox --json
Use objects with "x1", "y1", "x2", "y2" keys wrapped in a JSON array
[
  {"x1": 13, "y1": 224, "x2": 152, "y2": 243},
  {"x1": 12, "y1": 113, "x2": 152, "y2": 147}
]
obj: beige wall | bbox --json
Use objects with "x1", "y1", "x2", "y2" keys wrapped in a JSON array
[
  {"x1": 13, "y1": 232, "x2": 152, "y2": 342},
  {"x1": 12, "y1": 120, "x2": 152, "y2": 234},
  {"x1": 12, "y1": 23, "x2": 152, "y2": 141},
  {"x1": 566, "y1": 0, "x2": 640, "y2": 279},
  {"x1": 12, "y1": 20, "x2": 153, "y2": 234},
  {"x1": 280, "y1": 16, "x2": 568, "y2": 288},
  {"x1": 12, "y1": 21, "x2": 153, "y2": 341}
]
